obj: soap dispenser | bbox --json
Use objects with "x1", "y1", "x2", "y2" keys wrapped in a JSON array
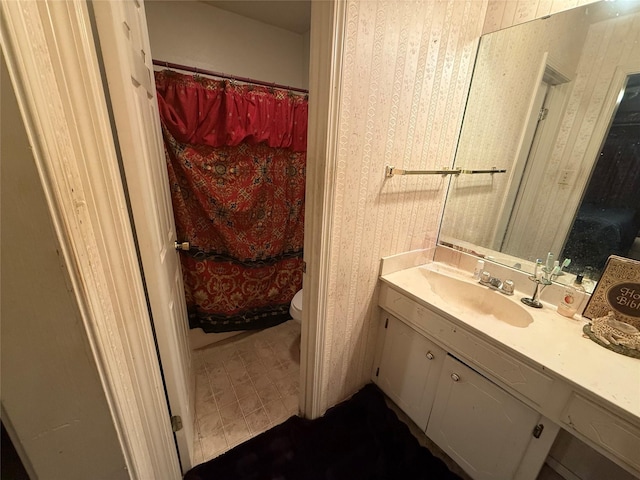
[{"x1": 557, "y1": 275, "x2": 586, "y2": 318}]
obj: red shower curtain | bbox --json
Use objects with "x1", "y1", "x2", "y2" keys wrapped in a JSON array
[{"x1": 155, "y1": 70, "x2": 307, "y2": 333}]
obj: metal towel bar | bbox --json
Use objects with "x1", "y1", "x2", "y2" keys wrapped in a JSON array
[
  {"x1": 459, "y1": 168, "x2": 507, "y2": 174},
  {"x1": 385, "y1": 165, "x2": 506, "y2": 177}
]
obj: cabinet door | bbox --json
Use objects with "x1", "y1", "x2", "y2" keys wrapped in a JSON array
[
  {"x1": 374, "y1": 314, "x2": 444, "y2": 431},
  {"x1": 427, "y1": 355, "x2": 540, "y2": 480}
]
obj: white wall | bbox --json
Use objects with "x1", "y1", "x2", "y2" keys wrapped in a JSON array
[
  {"x1": 0, "y1": 55, "x2": 128, "y2": 480},
  {"x1": 145, "y1": 1, "x2": 309, "y2": 89}
]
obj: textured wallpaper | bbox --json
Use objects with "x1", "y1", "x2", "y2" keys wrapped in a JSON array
[
  {"x1": 318, "y1": 0, "x2": 611, "y2": 412},
  {"x1": 319, "y1": 0, "x2": 486, "y2": 410}
]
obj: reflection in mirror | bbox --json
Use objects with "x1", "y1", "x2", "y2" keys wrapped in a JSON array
[
  {"x1": 439, "y1": 1, "x2": 640, "y2": 292},
  {"x1": 563, "y1": 73, "x2": 640, "y2": 280}
]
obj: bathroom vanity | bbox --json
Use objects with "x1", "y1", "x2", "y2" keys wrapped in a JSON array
[{"x1": 372, "y1": 256, "x2": 640, "y2": 480}]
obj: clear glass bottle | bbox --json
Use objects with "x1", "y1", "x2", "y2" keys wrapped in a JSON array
[
  {"x1": 557, "y1": 274, "x2": 586, "y2": 318},
  {"x1": 473, "y1": 260, "x2": 485, "y2": 280}
]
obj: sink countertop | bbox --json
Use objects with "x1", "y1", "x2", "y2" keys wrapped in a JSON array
[{"x1": 380, "y1": 263, "x2": 640, "y2": 422}]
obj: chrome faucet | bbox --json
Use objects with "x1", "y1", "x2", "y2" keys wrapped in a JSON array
[
  {"x1": 479, "y1": 271, "x2": 515, "y2": 295},
  {"x1": 521, "y1": 258, "x2": 552, "y2": 308}
]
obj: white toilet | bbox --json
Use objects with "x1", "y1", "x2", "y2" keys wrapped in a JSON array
[{"x1": 289, "y1": 289, "x2": 303, "y2": 323}]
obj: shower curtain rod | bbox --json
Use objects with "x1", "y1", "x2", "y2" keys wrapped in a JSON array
[{"x1": 152, "y1": 59, "x2": 309, "y2": 94}]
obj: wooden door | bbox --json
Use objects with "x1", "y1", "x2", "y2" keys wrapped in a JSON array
[
  {"x1": 427, "y1": 355, "x2": 540, "y2": 480},
  {"x1": 374, "y1": 314, "x2": 445, "y2": 431},
  {"x1": 92, "y1": 0, "x2": 195, "y2": 471}
]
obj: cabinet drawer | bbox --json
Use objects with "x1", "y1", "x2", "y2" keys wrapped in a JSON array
[
  {"x1": 452, "y1": 329, "x2": 554, "y2": 407},
  {"x1": 378, "y1": 284, "x2": 456, "y2": 341},
  {"x1": 562, "y1": 393, "x2": 640, "y2": 472}
]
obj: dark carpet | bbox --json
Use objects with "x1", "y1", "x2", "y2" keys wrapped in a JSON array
[{"x1": 184, "y1": 383, "x2": 462, "y2": 480}]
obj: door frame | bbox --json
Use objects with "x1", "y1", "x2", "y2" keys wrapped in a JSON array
[
  {"x1": 2, "y1": 2, "x2": 182, "y2": 478},
  {"x1": 498, "y1": 61, "x2": 572, "y2": 258},
  {"x1": 301, "y1": 0, "x2": 346, "y2": 419},
  {"x1": 1, "y1": 0, "x2": 345, "y2": 476},
  {"x1": 0, "y1": 1, "x2": 181, "y2": 480},
  {"x1": 91, "y1": 0, "x2": 196, "y2": 471}
]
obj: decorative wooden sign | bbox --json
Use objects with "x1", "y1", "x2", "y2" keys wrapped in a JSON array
[
  {"x1": 583, "y1": 255, "x2": 640, "y2": 330},
  {"x1": 582, "y1": 256, "x2": 640, "y2": 358}
]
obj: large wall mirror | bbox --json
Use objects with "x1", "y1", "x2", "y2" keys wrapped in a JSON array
[{"x1": 439, "y1": 0, "x2": 640, "y2": 292}]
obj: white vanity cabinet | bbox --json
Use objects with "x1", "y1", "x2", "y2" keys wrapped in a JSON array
[
  {"x1": 374, "y1": 313, "x2": 445, "y2": 430},
  {"x1": 427, "y1": 355, "x2": 542, "y2": 480},
  {"x1": 377, "y1": 261, "x2": 640, "y2": 479},
  {"x1": 375, "y1": 284, "x2": 559, "y2": 480}
]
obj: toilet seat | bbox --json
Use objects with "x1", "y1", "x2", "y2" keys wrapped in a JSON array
[{"x1": 290, "y1": 289, "x2": 303, "y2": 322}]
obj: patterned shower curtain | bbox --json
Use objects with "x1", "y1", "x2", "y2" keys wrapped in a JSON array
[{"x1": 155, "y1": 70, "x2": 307, "y2": 333}]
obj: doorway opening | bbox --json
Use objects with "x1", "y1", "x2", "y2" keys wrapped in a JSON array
[{"x1": 144, "y1": 1, "x2": 311, "y2": 464}]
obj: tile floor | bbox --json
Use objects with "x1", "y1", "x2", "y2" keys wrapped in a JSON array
[{"x1": 192, "y1": 320, "x2": 301, "y2": 465}]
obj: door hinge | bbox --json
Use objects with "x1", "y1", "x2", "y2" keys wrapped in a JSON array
[
  {"x1": 538, "y1": 107, "x2": 549, "y2": 121},
  {"x1": 532, "y1": 423, "x2": 544, "y2": 438},
  {"x1": 384, "y1": 318, "x2": 389, "y2": 328},
  {"x1": 171, "y1": 415, "x2": 183, "y2": 432},
  {"x1": 375, "y1": 367, "x2": 380, "y2": 377},
  {"x1": 302, "y1": 261, "x2": 307, "y2": 273}
]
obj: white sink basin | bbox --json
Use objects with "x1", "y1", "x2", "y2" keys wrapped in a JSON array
[{"x1": 419, "y1": 267, "x2": 533, "y2": 328}]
